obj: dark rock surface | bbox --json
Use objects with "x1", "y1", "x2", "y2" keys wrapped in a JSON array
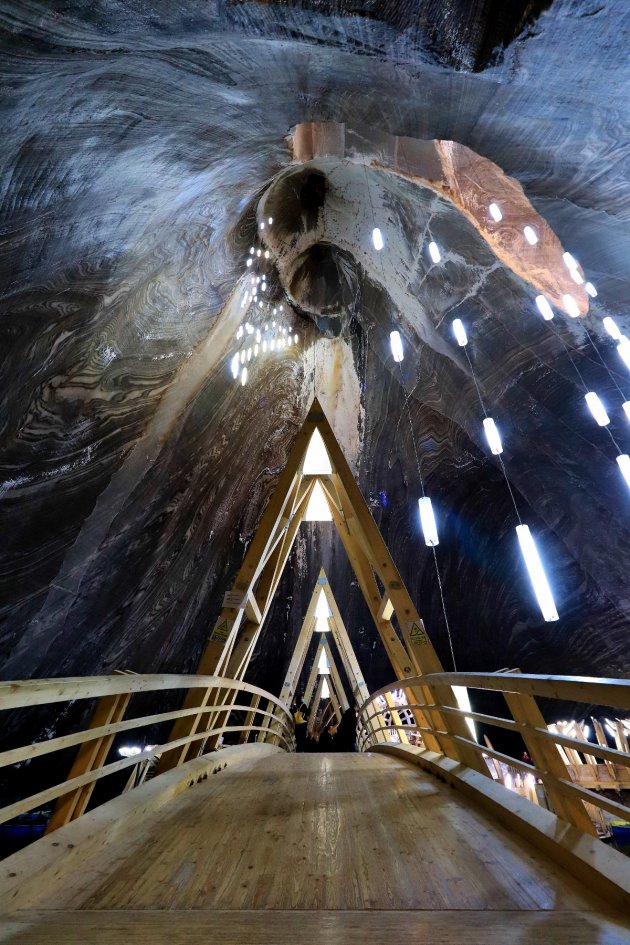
[{"x1": 1, "y1": 0, "x2": 629, "y2": 724}]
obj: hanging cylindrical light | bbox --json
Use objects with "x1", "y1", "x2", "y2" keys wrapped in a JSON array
[
  {"x1": 535, "y1": 296, "x2": 554, "y2": 321},
  {"x1": 523, "y1": 225, "x2": 538, "y2": 245},
  {"x1": 390, "y1": 330, "x2": 404, "y2": 362},
  {"x1": 428, "y1": 241, "x2": 441, "y2": 264},
  {"x1": 585, "y1": 282, "x2": 597, "y2": 298},
  {"x1": 515, "y1": 524, "x2": 559, "y2": 622},
  {"x1": 483, "y1": 417, "x2": 503, "y2": 455},
  {"x1": 488, "y1": 203, "x2": 503, "y2": 222},
  {"x1": 617, "y1": 336, "x2": 630, "y2": 371},
  {"x1": 623, "y1": 402, "x2": 630, "y2": 422},
  {"x1": 603, "y1": 317, "x2": 621, "y2": 340},
  {"x1": 418, "y1": 497, "x2": 439, "y2": 547},
  {"x1": 562, "y1": 294, "x2": 580, "y2": 317},
  {"x1": 452, "y1": 318, "x2": 468, "y2": 346},
  {"x1": 230, "y1": 354, "x2": 239, "y2": 379},
  {"x1": 617, "y1": 454, "x2": 630, "y2": 489},
  {"x1": 584, "y1": 392, "x2": 610, "y2": 426},
  {"x1": 372, "y1": 227, "x2": 384, "y2": 251}
]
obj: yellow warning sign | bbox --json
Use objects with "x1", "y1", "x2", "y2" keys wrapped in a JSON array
[
  {"x1": 210, "y1": 619, "x2": 231, "y2": 644},
  {"x1": 409, "y1": 622, "x2": 428, "y2": 646}
]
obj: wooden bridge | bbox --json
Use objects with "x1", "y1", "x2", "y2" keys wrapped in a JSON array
[{"x1": 1, "y1": 668, "x2": 630, "y2": 944}]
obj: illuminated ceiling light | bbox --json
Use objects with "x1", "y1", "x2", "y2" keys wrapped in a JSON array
[
  {"x1": 316, "y1": 616, "x2": 329, "y2": 633},
  {"x1": 622, "y1": 401, "x2": 630, "y2": 423},
  {"x1": 268, "y1": 216, "x2": 273, "y2": 225},
  {"x1": 270, "y1": 339, "x2": 276, "y2": 350},
  {"x1": 488, "y1": 203, "x2": 503, "y2": 222},
  {"x1": 236, "y1": 326, "x2": 243, "y2": 339},
  {"x1": 317, "y1": 648, "x2": 330, "y2": 675},
  {"x1": 617, "y1": 454, "x2": 630, "y2": 489},
  {"x1": 256, "y1": 329, "x2": 261, "y2": 342},
  {"x1": 262, "y1": 339, "x2": 267, "y2": 352},
  {"x1": 452, "y1": 318, "x2": 468, "y2": 346},
  {"x1": 294, "y1": 333, "x2": 298, "y2": 343},
  {"x1": 570, "y1": 267, "x2": 584, "y2": 285},
  {"x1": 523, "y1": 226, "x2": 538, "y2": 245},
  {"x1": 246, "y1": 258, "x2": 252, "y2": 267},
  {"x1": 372, "y1": 227, "x2": 384, "y2": 251},
  {"x1": 304, "y1": 479, "x2": 333, "y2": 521},
  {"x1": 246, "y1": 348, "x2": 252, "y2": 362},
  {"x1": 258, "y1": 301, "x2": 263, "y2": 308},
  {"x1": 452, "y1": 685, "x2": 477, "y2": 741},
  {"x1": 254, "y1": 344, "x2": 259, "y2": 357},
  {"x1": 272, "y1": 320, "x2": 276, "y2": 327},
  {"x1": 483, "y1": 417, "x2": 503, "y2": 455},
  {"x1": 321, "y1": 677, "x2": 330, "y2": 699},
  {"x1": 585, "y1": 282, "x2": 597, "y2": 298},
  {"x1": 303, "y1": 427, "x2": 333, "y2": 475},
  {"x1": 118, "y1": 745, "x2": 142, "y2": 757},
  {"x1": 279, "y1": 304, "x2": 284, "y2": 311},
  {"x1": 617, "y1": 336, "x2": 630, "y2": 371},
  {"x1": 603, "y1": 316, "x2": 621, "y2": 340},
  {"x1": 241, "y1": 366, "x2": 248, "y2": 386},
  {"x1": 428, "y1": 241, "x2": 441, "y2": 264},
  {"x1": 259, "y1": 221, "x2": 265, "y2": 230},
  {"x1": 535, "y1": 295, "x2": 554, "y2": 321},
  {"x1": 249, "y1": 247, "x2": 255, "y2": 255},
  {"x1": 256, "y1": 249, "x2": 262, "y2": 257},
  {"x1": 418, "y1": 496, "x2": 439, "y2": 547},
  {"x1": 315, "y1": 588, "x2": 332, "y2": 618},
  {"x1": 516, "y1": 524, "x2": 559, "y2": 622},
  {"x1": 261, "y1": 283, "x2": 266, "y2": 292},
  {"x1": 390, "y1": 330, "x2": 404, "y2": 362},
  {"x1": 264, "y1": 250, "x2": 270, "y2": 259},
  {"x1": 230, "y1": 354, "x2": 239, "y2": 379},
  {"x1": 272, "y1": 308, "x2": 277, "y2": 315},
  {"x1": 563, "y1": 251, "x2": 579, "y2": 271},
  {"x1": 240, "y1": 350, "x2": 246, "y2": 364},
  {"x1": 584, "y1": 392, "x2": 610, "y2": 426},
  {"x1": 562, "y1": 294, "x2": 580, "y2": 317}
]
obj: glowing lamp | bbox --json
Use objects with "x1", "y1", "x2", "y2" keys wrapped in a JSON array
[
  {"x1": 418, "y1": 497, "x2": 439, "y2": 547},
  {"x1": 584, "y1": 392, "x2": 610, "y2": 426},
  {"x1": 535, "y1": 296, "x2": 554, "y2": 320},
  {"x1": 452, "y1": 318, "x2": 468, "y2": 346},
  {"x1": 516, "y1": 524, "x2": 559, "y2": 622},
  {"x1": 390, "y1": 330, "x2": 404, "y2": 362},
  {"x1": 372, "y1": 227, "x2": 384, "y2": 251},
  {"x1": 483, "y1": 417, "x2": 503, "y2": 455}
]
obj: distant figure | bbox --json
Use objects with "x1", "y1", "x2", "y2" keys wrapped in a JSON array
[
  {"x1": 332, "y1": 706, "x2": 358, "y2": 752},
  {"x1": 318, "y1": 722, "x2": 336, "y2": 751},
  {"x1": 293, "y1": 702, "x2": 308, "y2": 752}
]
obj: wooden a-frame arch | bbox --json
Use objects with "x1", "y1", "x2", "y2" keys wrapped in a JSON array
[{"x1": 158, "y1": 399, "x2": 486, "y2": 776}]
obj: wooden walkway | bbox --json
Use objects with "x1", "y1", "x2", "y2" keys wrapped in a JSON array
[{"x1": 2, "y1": 752, "x2": 629, "y2": 943}]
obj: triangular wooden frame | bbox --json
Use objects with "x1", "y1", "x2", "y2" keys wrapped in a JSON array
[{"x1": 159, "y1": 399, "x2": 486, "y2": 776}]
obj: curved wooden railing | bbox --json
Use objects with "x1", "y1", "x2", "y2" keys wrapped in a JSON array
[
  {"x1": 358, "y1": 672, "x2": 630, "y2": 837},
  {"x1": 0, "y1": 673, "x2": 294, "y2": 833}
]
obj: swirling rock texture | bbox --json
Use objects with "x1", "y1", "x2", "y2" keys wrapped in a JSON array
[{"x1": 1, "y1": 0, "x2": 630, "y2": 728}]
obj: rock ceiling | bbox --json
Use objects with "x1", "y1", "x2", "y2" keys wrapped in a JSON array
[{"x1": 1, "y1": 0, "x2": 629, "y2": 700}]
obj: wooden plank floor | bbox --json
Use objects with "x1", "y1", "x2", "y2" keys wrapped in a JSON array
[
  {"x1": 71, "y1": 752, "x2": 616, "y2": 913},
  {"x1": 2, "y1": 909, "x2": 630, "y2": 945}
]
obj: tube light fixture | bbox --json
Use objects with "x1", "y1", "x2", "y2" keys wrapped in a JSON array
[
  {"x1": 452, "y1": 318, "x2": 468, "y2": 346},
  {"x1": 562, "y1": 251, "x2": 579, "y2": 271},
  {"x1": 562, "y1": 294, "x2": 580, "y2": 317},
  {"x1": 246, "y1": 258, "x2": 252, "y2": 267},
  {"x1": 483, "y1": 417, "x2": 503, "y2": 455},
  {"x1": 617, "y1": 454, "x2": 630, "y2": 489},
  {"x1": 259, "y1": 221, "x2": 265, "y2": 230},
  {"x1": 249, "y1": 247, "x2": 255, "y2": 255},
  {"x1": 570, "y1": 267, "x2": 584, "y2": 285},
  {"x1": 230, "y1": 354, "x2": 239, "y2": 379},
  {"x1": 428, "y1": 241, "x2": 441, "y2": 264},
  {"x1": 268, "y1": 216, "x2": 273, "y2": 225},
  {"x1": 515, "y1": 524, "x2": 559, "y2": 622},
  {"x1": 523, "y1": 226, "x2": 538, "y2": 245},
  {"x1": 584, "y1": 392, "x2": 610, "y2": 426},
  {"x1": 535, "y1": 295, "x2": 554, "y2": 320},
  {"x1": 585, "y1": 282, "x2": 597, "y2": 298},
  {"x1": 488, "y1": 203, "x2": 503, "y2": 222},
  {"x1": 603, "y1": 317, "x2": 621, "y2": 340},
  {"x1": 241, "y1": 367, "x2": 248, "y2": 386},
  {"x1": 618, "y1": 337, "x2": 630, "y2": 371},
  {"x1": 418, "y1": 496, "x2": 439, "y2": 547},
  {"x1": 622, "y1": 401, "x2": 630, "y2": 423},
  {"x1": 372, "y1": 227, "x2": 384, "y2": 251},
  {"x1": 390, "y1": 330, "x2": 404, "y2": 362}
]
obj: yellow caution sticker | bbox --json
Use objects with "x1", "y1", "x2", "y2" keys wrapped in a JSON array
[
  {"x1": 409, "y1": 622, "x2": 428, "y2": 646},
  {"x1": 210, "y1": 619, "x2": 232, "y2": 644}
]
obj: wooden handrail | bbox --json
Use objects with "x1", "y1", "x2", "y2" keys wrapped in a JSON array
[
  {"x1": 358, "y1": 671, "x2": 630, "y2": 838},
  {"x1": 0, "y1": 674, "x2": 294, "y2": 831}
]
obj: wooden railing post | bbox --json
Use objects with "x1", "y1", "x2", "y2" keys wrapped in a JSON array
[
  {"x1": 503, "y1": 688, "x2": 596, "y2": 836},
  {"x1": 45, "y1": 671, "x2": 134, "y2": 834},
  {"x1": 239, "y1": 693, "x2": 261, "y2": 743}
]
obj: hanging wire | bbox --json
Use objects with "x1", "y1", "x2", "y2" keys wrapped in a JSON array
[
  {"x1": 461, "y1": 343, "x2": 523, "y2": 526},
  {"x1": 546, "y1": 319, "x2": 625, "y2": 455}
]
